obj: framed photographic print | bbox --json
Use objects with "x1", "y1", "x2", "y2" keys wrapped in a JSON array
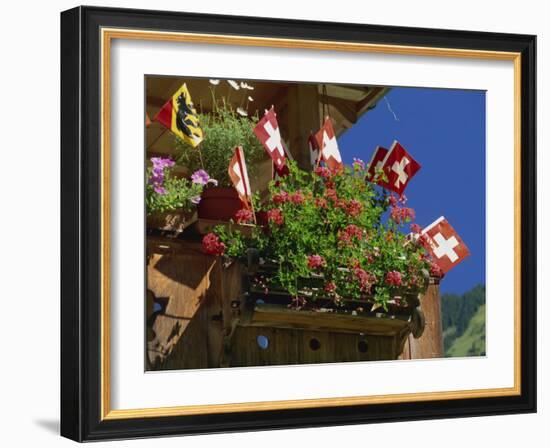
[{"x1": 60, "y1": 6, "x2": 537, "y2": 442}]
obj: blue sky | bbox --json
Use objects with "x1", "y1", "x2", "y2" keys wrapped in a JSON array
[{"x1": 338, "y1": 87, "x2": 486, "y2": 294}]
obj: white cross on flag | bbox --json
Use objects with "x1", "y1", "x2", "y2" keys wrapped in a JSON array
[
  {"x1": 228, "y1": 146, "x2": 252, "y2": 209},
  {"x1": 378, "y1": 141, "x2": 421, "y2": 195},
  {"x1": 315, "y1": 117, "x2": 343, "y2": 171},
  {"x1": 365, "y1": 146, "x2": 389, "y2": 183},
  {"x1": 422, "y1": 216, "x2": 470, "y2": 274},
  {"x1": 253, "y1": 107, "x2": 286, "y2": 170},
  {"x1": 377, "y1": 141, "x2": 420, "y2": 195}
]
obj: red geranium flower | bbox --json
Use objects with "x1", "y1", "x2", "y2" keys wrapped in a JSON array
[
  {"x1": 325, "y1": 188, "x2": 338, "y2": 202},
  {"x1": 315, "y1": 197, "x2": 328, "y2": 209},
  {"x1": 346, "y1": 224, "x2": 363, "y2": 239},
  {"x1": 385, "y1": 270, "x2": 403, "y2": 286},
  {"x1": 202, "y1": 232, "x2": 226, "y2": 256},
  {"x1": 354, "y1": 267, "x2": 374, "y2": 293},
  {"x1": 267, "y1": 208, "x2": 284, "y2": 225},
  {"x1": 315, "y1": 166, "x2": 331, "y2": 179},
  {"x1": 272, "y1": 191, "x2": 289, "y2": 204},
  {"x1": 390, "y1": 206, "x2": 415, "y2": 224},
  {"x1": 307, "y1": 254, "x2": 326, "y2": 269},
  {"x1": 410, "y1": 223, "x2": 422, "y2": 234},
  {"x1": 324, "y1": 281, "x2": 336, "y2": 294},
  {"x1": 430, "y1": 261, "x2": 444, "y2": 278},
  {"x1": 290, "y1": 190, "x2": 305, "y2": 205},
  {"x1": 345, "y1": 199, "x2": 362, "y2": 217},
  {"x1": 338, "y1": 224, "x2": 364, "y2": 245},
  {"x1": 234, "y1": 208, "x2": 254, "y2": 224}
]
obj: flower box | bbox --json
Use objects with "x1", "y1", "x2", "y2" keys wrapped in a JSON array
[
  {"x1": 195, "y1": 218, "x2": 256, "y2": 237},
  {"x1": 146, "y1": 209, "x2": 197, "y2": 234},
  {"x1": 197, "y1": 186, "x2": 244, "y2": 221},
  {"x1": 223, "y1": 269, "x2": 427, "y2": 367}
]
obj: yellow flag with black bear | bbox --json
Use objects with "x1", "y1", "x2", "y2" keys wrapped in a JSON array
[{"x1": 154, "y1": 83, "x2": 204, "y2": 147}]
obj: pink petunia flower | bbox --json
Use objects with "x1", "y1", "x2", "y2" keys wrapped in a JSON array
[
  {"x1": 191, "y1": 169, "x2": 218, "y2": 186},
  {"x1": 352, "y1": 158, "x2": 365, "y2": 170}
]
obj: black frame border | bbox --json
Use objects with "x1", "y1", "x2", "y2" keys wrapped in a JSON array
[{"x1": 61, "y1": 6, "x2": 536, "y2": 442}]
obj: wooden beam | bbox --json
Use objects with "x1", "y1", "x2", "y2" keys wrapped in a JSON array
[
  {"x1": 324, "y1": 84, "x2": 370, "y2": 101},
  {"x1": 286, "y1": 84, "x2": 320, "y2": 169},
  {"x1": 356, "y1": 87, "x2": 391, "y2": 116},
  {"x1": 320, "y1": 95, "x2": 359, "y2": 124},
  {"x1": 248, "y1": 304, "x2": 410, "y2": 336}
]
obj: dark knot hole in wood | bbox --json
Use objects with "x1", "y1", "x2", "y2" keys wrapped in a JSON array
[
  {"x1": 357, "y1": 339, "x2": 369, "y2": 353},
  {"x1": 309, "y1": 338, "x2": 321, "y2": 351}
]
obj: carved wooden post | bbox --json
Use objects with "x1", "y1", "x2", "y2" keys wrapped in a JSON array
[{"x1": 401, "y1": 280, "x2": 444, "y2": 359}]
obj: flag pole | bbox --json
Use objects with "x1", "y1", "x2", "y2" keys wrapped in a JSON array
[{"x1": 249, "y1": 195, "x2": 257, "y2": 225}]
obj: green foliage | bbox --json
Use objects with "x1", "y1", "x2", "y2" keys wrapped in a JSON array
[
  {"x1": 447, "y1": 304, "x2": 486, "y2": 357},
  {"x1": 175, "y1": 103, "x2": 265, "y2": 187},
  {"x1": 145, "y1": 168, "x2": 204, "y2": 215},
  {"x1": 212, "y1": 160, "x2": 431, "y2": 307},
  {"x1": 441, "y1": 284, "x2": 486, "y2": 357}
]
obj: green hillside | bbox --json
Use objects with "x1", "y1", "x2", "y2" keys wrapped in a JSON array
[
  {"x1": 447, "y1": 304, "x2": 486, "y2": 357},
  {"x1": 441, "y1": 284, "x2": 486, "y2": 357}
]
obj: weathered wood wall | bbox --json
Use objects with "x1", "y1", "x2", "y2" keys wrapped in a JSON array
[
  {"x1": 400, "y1": 282, "x2": 443, "y2": 360},
  {"x1": 229, "y1": 327, "x2": 403, "y2": 367},
  {"x1": 146, "y1": 238, "x2": 242, "y2": 370}
]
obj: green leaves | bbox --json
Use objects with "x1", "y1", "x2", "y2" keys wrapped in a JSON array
[
  {"x1": 215, "y1": 160, "x2": 430, "y2": 306},
  {"x1": 145, "y1": 169, "x2": 203, "y2": 215},
  {"x1": 175, "y1": 103, "x2": 265, "y2": 187}
]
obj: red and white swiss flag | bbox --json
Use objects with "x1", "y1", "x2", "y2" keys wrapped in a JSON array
[
  {"x1": 422, "y1": 216, "x2": 470, "y2": 274},
  {"x1": 308, "y1": 133, "x2": 320, "y2": 168},
  {"x1": 315, "y1": 117, "x2": 343, "y2": 171},
  {"x1": 365, "y1": 146, "x2": 389, "y2": 183},
  {"x1": 253, "y1": 107, "x2": 286, "y2": 170},
  {"x1": 228, "y1": 146, "x2": 252, "y2": 209},
  {"x1": 379, "y1": 141, "x2": 421, "y2": 195}
]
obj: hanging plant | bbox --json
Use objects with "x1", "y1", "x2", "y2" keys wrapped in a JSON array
[{"x1": 145, "y1": 157, "x2": 216, "y2": 215}]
